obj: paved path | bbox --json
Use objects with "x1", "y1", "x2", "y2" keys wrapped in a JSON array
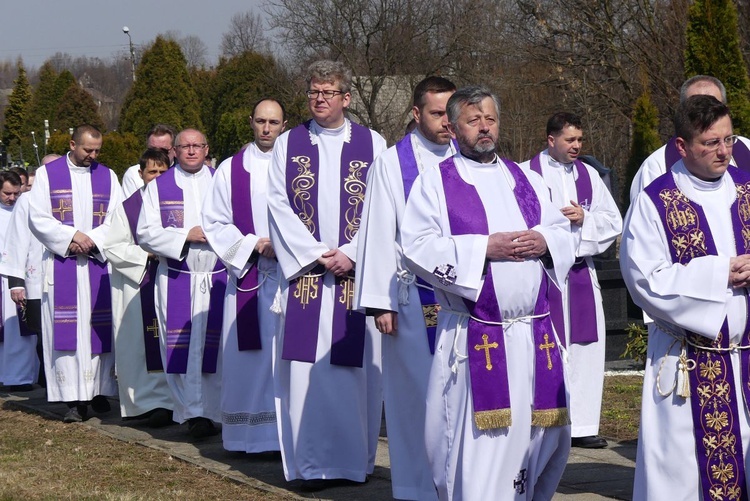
[{"x1": 0, "y1": 386, "x2": 635, "y2": 500}]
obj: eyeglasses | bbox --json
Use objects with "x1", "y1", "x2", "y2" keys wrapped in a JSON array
[
  {"x1": 175, "y1": 143, "x2": 207, "y2": 151},
  {"x1": 306, "y1": 89, "x2": 344, "y2": 100},
  {"x1": 698, "y1": 135, "x2": 738, "y2": 150}
]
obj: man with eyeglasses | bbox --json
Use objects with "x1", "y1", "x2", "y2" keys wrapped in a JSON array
[
  {"x1": 519, "y1": 112, "x2": 622, "y2": 451},
  {"x1": 354, "y1": 76, "x2": 456, "y2": 501},
  {"x1": 201, "y1": 98, "x2": 287, "y2": 454},
  {"x1": 267, "y1": 60, "x2": 386, "y2": 491},
  {"x1": 622, "y1": 95, "x2": 750, "y2": 499},
  {"x1": 121, "y1": 124, "x2": 177, "y2": 198},
  {"x1": 25, "y1": 125, "x2": 122, "y2": 423},
  {"x1": 629, "y1": 75, "x2": 750, "y2": 204},
  {"x1": 137, "y1": 129, "x2": 226, "y2": 440}
]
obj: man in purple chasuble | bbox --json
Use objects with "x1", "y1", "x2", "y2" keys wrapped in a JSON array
[
  {"x1": 26, "y1": 125, "x2": 121, "y2": 423},
  {"x1": 202, "y1": 98, "x2": 286, "y2": 454},
  {"x1": 103, "y1": 148, "x2": 174, "y2": 428},
  {"x1": 401, "y1": 87, "x2": 576, "y2": 500},
  {"x1": 137, "y1": 129, "x2": 226, "y2": 440},
  {"x1": 267, "y1": 60, "x2": 387, "y2": 490},
  {"x1": 623, "y1": 96, "x2": 750, "y2": 499},
  {"x1": 520, "y1": 112, "x2": 622, "y2": 449},
  {"x1": 354, "y1": 76, "x2": 456, "y2": 501}
]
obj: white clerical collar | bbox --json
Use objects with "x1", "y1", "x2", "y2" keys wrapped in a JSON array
[
  {"x1": 413, "y1": 128, "x2": 454, "y2": 156},
  {"x1": 0, "y1": 202, "x2": 13, "y2": 212},
  {"x1": 66, "y1": 152, "x2": 90, "y2": 171},
  {"x1": 459, "y1": 152, "x2": 499, "y2": 170},
  {"x1": 249, "y1": 141, "x2": 272, "y2": 160},
  {"x1": 175, "y1": 164, "x2": 208, "y2": 178},
  {"x1": 545, "y1": 150, "x2": 574, "y2": 172},
  {"x1": 673, "y1": 162, "x2": 733, "y2": 207},
  {"x1": 309, "y1": 119, "x2": 350, "y2": 145}
]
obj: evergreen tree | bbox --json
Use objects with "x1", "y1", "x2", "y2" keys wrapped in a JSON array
[
  {"x1": 624, "y1": 91, "x2": 661, "y2": 213},
  {"x1": 55, "y1": 82, "x2": 106, "y2": 132},
  {"x1": 2, "y1": 60, "x2": 32, "y2": 146},
  {"x1": 98, "y1": 131, "x2": 141, "y2": 179},
  {"x1": 119, "y1": 36, "x2": 203, "y2": 139},
  {"x1": 52, "y1": 70, "x2": 76, "y2": 130},
  {"x1": 24, "y1": 61, "x2": 59, "y2": 137},
  {"x1": 684, "y1": 0, "x2": 750, "y2": 134}
]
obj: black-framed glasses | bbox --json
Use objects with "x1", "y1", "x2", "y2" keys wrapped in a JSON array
[
  {"x1": 698, "y1": 134, "x2": 738, "y2": 150},
  {"x1": 306, "y1": 89, "x2": 344, "y2": 100},
  {"x1": 175, "y1": 143, "x2": 207, "y2": 151}
]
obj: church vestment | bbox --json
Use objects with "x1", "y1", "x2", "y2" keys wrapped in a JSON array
[
  {"x1": 121, "y1": 164, "x2": 144, "y2": 198},
  {"x1": 268, "y1": 119, "x2": 386, "y2": 482},
  {"x1": 401, "y1": 153, "x2": 576, "y2": 500},
  {"x1": 202, "y1": 143, "x2": 280, "y2": 453},
  {"x1": 520, "y1": 149, "x2": 622, "y2": 438},
  {"x1": 103, "y1": 189, "x2": 173, "y2": 419},
  {"x1": 622, "y1": 162, "x2": 750, "y2": 500},
  {"x1": 0, "y1": 196, "x2": 40, "y2": 386},
  {"x1": 136, "y1": 164, "x2": 224, "y2": 425},
  {"x1": 354, "y1": 129, "x2": 455, "y2": 500},
  {"x1": 26, "y1": 154, "x2": 121, "y2": 403}
]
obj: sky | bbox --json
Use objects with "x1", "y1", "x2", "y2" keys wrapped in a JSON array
[{"x1": 0, "y1": 0, "x2": 266, "y2": 68}]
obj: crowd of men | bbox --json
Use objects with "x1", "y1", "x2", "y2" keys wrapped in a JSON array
[{"x1": 0, "y1": 60, "x2": 746, "y2": 499}]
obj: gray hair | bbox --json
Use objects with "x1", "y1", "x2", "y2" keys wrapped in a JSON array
[
  {"x1": 305, "y1": 60, "x2": 352, "y2": 94},
  {"x1": 446, "y1": 86, "x2": 501, "y2": 126},
  {"x1": 680, "y1": 75, "x2": 727, "y2": 104}
]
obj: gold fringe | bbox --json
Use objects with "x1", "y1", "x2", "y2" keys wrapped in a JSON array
[
  {"x1": 474, "y1": 409, "x2": 512, "y2": 430},
  {"x1": 531, "y1": 408, "x2": 570, "y2": 427}
]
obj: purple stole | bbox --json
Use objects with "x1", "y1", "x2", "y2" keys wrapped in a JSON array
[
  {"x1": 395, "y1": 134, "x2": 438, "y2": 354},
  {"x1": 155, "y1": 167, "x2": 226, "y2": 374},
  {"x1": 281, "y1": 120, "x2": 373, "y2": 367},
  {"x1": 530, "y1": 153, "x2": 598, "y2": 344},
  {"x1": 230, "y1": 148, "x2": 262, "y2": 351},
  {"x1": 0, "y1": 281, "x2": 3, "y2": 342},
  {"x1": 645, "y1": 168, "x2": 750, "y2": 500},
  {"x1": 46, "y1": 156, "x2": 112, "y2": 353},
  {"x1": 665, "y1": 135, "x2": 750, "y2": 172},
  {"x1": 122, "y1": 189, "x2": 163, "y2": 372},
  {"x1": 440, "y1": 156, "x2": 568, "y2": 430}
]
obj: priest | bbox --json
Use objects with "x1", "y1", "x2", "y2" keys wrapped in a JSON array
[
  {"x1": 202, "y1": 98, "x2": 286, "y2": 453},
  {"x1": 401, "y1": 86, "x2": 575, "y2": 500}
]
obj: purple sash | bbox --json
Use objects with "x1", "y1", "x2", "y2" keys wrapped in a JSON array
[
  {"x1": 47, "y1": 156, "x2": 112, "y2": 354},
  {"x1": 440, "y1": 156, "x2": 567, "y2": 429},
  {"x1": 156, "y1": 167, "x2": 226, "y2": 374},
  {"x1": 395, "y1": 134, "x2": 438, "y2": 353},
  {"x1": 665, "y1": 135, "x2": 750, "y2": 173},
  {"x1": 122, "y1": 190, "x2": 163, "y2": 372},
  {"x1": 645, "y1": 169, "x2": 750, "y2": 500},
  {"x1": 230, "y1": 149, "x2": 262, "y2": 351},
  {"x1": 0, "y1": 281, "x2": 4, "y2": 343},
  {"x1": 282, "y1": 121, "x2": 373, "y2": 367},
  {"x1": 530, "y1": 153, "x2": 598, "y2": 344}
]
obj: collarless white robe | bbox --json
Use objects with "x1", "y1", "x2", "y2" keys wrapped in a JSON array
[
  {"x1": 202, "y1": 143, "x2": 280, "y2": 452},
  {"x1": 401, "y1": 154, "x2": 576, "y2": 501},
  {"x1": 268, "y1": 120, "x2": 387, "y2": 482}
]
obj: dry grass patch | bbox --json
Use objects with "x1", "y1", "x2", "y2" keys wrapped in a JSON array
[{"x1": 599, "y1": 375, "x2": 642, "y2": 442}]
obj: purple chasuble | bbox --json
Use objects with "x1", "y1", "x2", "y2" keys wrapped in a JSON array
[
  {"x1": 281, "y1": 120, "x2": 373, "y2": 367},
  {"x1": 122, "y1": 189, "x2": 163, "y2": 372},
  {"x1": 46, "y1": 156, "x2": 112, "y2": 354},
  {"x1": 530, "y1": 153, "x2": 598, "y2": 344},
  {"x1": 645, "y1": 169, "x2": 750, "y2": 501},
  {"x1": 439, "y1": 156, "x2": 568, "y2": 430},
  {"x1": 229, "y1": 148, "x2": 262, "y2": 351},
  {"x1": 665, "y1": 135, "x2": 750, "y2": 173},
  {"x1": 395, "y1": 133, "x2": 439, "y2": 354},
  {"x1": 155, "y1": 167, "x2": 226, "y2": 374}
]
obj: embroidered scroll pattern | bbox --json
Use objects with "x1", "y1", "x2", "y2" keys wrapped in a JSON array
[
  {"x1": 658, "y1": 187, "x2": 707, "y2": 262},
  {"x1": 290, "y1": 155, "x2": 316, "y2": 236},
  {"x1": 343, "y1": 160, "x2": 367, "y2": 242}
]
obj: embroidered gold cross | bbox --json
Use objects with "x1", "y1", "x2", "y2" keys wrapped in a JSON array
[
  {"x1": 475, "y1": 333, "x2": 498, "y2": 370},
  {"x1": 147, "y1": 318, "x2": 159, "y2": 338},
  {"x1": 539, "y1": 333, "x2": 555, "y2": 370},
  {"x1": 93, "y1": 202, "x2": 107, "y2": 225},
  {"x1": 338, "y1": 277, "x2": 355, "y2": 310},
  {"x1": 294, "y1": 275, "x2": 319, "y2": 309},
  {"x1": 52, "y1": 199, "x2": 72, "y2": 222}
]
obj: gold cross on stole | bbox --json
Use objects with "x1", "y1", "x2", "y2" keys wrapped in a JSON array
[
  {"x1": 474, "y1": 333, "x2": 498, "y2": 370},
  {"x1": 93, "y1": 203, "x2": 107, "y2": 225},
  {"x1": 539, "y1": 333, "x2": 556, "y2": 370},
  {"x1": 147, "y1": 318, "x2": 159, "y2": 338},
  {"x1": 52, "y1": 199, "x2": 72, "y2": 222}
]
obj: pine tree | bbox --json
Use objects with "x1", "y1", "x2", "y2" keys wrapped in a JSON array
[
  {"x1": 684, "y1": 0, "x2": 750, "y2": 134},
  {"x1": 119, "y1": 36, "x2": 203, "y2": 139},
  {"x1": 2, "y1": 60, "x2": 32, "y2": 146},
  {"x1": 55, "y1": 82, "x2": 106, "y2": 132},
  {"x1": 624, "y1": 91, "x2": 661, "y2": 213}
]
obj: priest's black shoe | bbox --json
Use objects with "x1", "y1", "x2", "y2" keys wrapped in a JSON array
[
  {"x1": 91, "y1": 395, "x2": 111, "y2": 413},
  {"x1": 148, "y1": 408, "x2": 174, "y2": 428},
  {"x1": 187, "y1": 417, "x2": 219, "y2": 439},
  {"x1": 8, "y1": 384, "x2": 34, "y2": 392},
  {"x1": 571, "y1": 435, "x2": 608, "y2": 448},
  {"x1": 63, "y1": 404, "x2": 88, "y2": 423}
]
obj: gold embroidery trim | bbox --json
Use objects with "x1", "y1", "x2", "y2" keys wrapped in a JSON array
[{"x1": 290, "y1": 155, "x2": 316, "y2": 235}]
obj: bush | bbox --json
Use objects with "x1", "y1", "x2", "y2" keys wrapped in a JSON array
[{"x1": 621, "y1": 322, "x2": 648, "y2": 364}]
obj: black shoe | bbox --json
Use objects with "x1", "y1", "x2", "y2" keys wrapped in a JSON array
[
  {"x1": 299, "y1": 479, "x2": 329, "y2": 492},
  {"x1": 187, "y1": 417, "x2": 219, "y2": 439},
  {"x1": 90, "y1": 395, "x2": 111, "y2": 413},
  {"x1": 148, "y1": 408, "x2": 174, "y2": 428},
  {"x1": 63, "y1": 404, "x2": 88, "y2": 423},
  {"x1": 571, "y1": 435, "x2": 608, "y2": 449}
]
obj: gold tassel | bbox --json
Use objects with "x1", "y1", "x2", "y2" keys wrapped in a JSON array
[
  {"x1": 474, "y1": 409, "x2": 512, "y2": 430},
  {"x1": 531, "y1": 408, "x2": 570, "y2": 428},
  {"x1": 677, "y1": 346, "x2": 691, "y2": 398}
]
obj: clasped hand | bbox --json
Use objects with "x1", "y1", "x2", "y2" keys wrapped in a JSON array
[{"x1": 486, "y1": 230, "x2": 547, "y2": 261}]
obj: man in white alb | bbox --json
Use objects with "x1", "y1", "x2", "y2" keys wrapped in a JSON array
[{"x1": 121, "y1": 124, "x2": 176, "y2": 198}]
